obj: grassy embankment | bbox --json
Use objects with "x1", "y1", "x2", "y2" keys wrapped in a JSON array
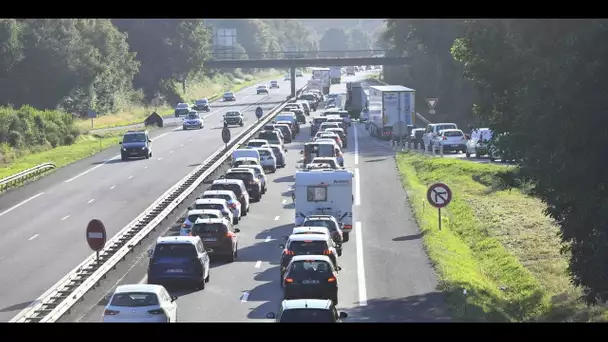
[
  {"x1": 396, "y1": 152, "x2": 608, "y2": 322},
  {"x1": 0, "y1": 70, "x2": 282, "y2": 182}
]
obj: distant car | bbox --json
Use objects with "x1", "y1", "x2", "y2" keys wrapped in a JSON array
[
  {"x1": 278, "y1": 234, "x2": 339, "y2": 281},
  {"x1": 266, "y1": 299, "x2": 348, "y2": 323},
  {"x1": 174, "y1": 103, "x2": 191, "y2": 117},
  {"x1": 190, "y1": 218, "x2": 240, "y2": 262},
  {"x1": 270, "y1": 80, "x2": 280, "y2": 89},
  {"x1": 188, "y1": 198, "x2": 234, "y2": 223},
  {"x1": 223, "y1": 92, "x2": 236, "y2": 101},
  {"x1": 284, "y1": 74, "x2": 291, "y2": 81},
  {"x1": 296, "y1": 70, "x2": 304, "y2": 77},
  {"x1": 282, "y1": 255, "x2": 341, "y2": 304},
  {"x1": 231, "y1": 165, "x2": 268, "y2": 194},
  {"x1": 223, "y1": 168, "x2": 262, "y2": 202},
  {"x1": 232, "y1": 157, "x2": 260, "y2": 168},
  {"x1": 182, "y1": 111, "x2": 204, "y2": 130},
  {"x1": 247, "y1": 139, "x2": 271, "y2": 149},
  {"x1": 301, "y1": 215, "x2": 344, "y2": 255},
  {"x1": 193, "y1": 98, "x2": 210, "y2": 112},
  {"x1": 180, "y1": 209, "x2": 225, "y2": 236},
  {"x1": 223, "y1": 111, "x2": 244, "y2": 127},
  {"x1": 102, "y1": 284, "x2": 178, "y2": 323},
  {"x1": 265, "y1": 144, "x2": 287, "y2": 168},
  {"x1": 120, "y1": 130, "x2": 152, "y2": 161},
  {"x1": 432, "y1": 129, "x2": 467, "y2": 153},
  {"x1": 257, "y1": 85, "x2": 269, "y2": 95},
  {"x1": 201, "y1": 190, "x2": 243, "y2": 224}
]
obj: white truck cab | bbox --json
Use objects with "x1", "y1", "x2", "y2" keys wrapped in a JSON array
[{"x1": 294, "y1": 169, "x2": 354, "y2": 241}]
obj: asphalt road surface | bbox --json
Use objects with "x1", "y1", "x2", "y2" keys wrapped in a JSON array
[
  {"x1": 0, "y1": 76, "x2": 308, "y2": 321},
  {"x1": 69, "y1": 75, "x2": 449, "y2": 323}
]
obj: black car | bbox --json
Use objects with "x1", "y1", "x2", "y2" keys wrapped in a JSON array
[
  {"x1": 223, "y1": 169, "x2": 262, "y2": 201},
  {"x1": 266, "y1": 299, "x2": 348, "y2": 323},
  {"x1": 301, "y1": 216, "x2": 344, "y2": 255},
  {"x1": 282, "y1": 255, "x2": 341, "y2": 304},
  {"x1": 272, "y1": 124, "x2": 292, "y2": 143},
  {"x1": 278, "y1": 234, "x2": 339, "y2": 282},
  {"x1": 224, "y1": 111, "x2": 244, "y2": 127},
  {"x1": 119, "y1": 130, "x2": 152, "y2": 160},
  {"x1": 191, "y1": 218, "x2": 240, "y2": 262},
  {"x1": 310, "y1": 117, "x2": 328, "y2": 137},
  {"x1": 297, "y1": 94, "x2": 318, "y2": 110},
  {"x1": 290, "y1": 109, "x2": 306, "y2": 124},
  {"x1": 192, "y1": 99, "x2": 210, "y2": 112}
]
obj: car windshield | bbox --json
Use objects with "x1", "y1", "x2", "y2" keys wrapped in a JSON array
[
  {"x1": 289, "y1": 240, "x2": 328, "y2": 253},
  {"x1": 211, "y1": 184, "x2": 242, "y2": 196},
  {"x1": 153, "y1": 243, "x2": 197, "y2": 258},
  {"x1": 204, "y1": 194, "x2": 232, "y2": 201},
  {"x1": 187, "y1": 113, "x2": 199, "y2": 120},
  {"x1": 279, "y1": 309, "x2": 334, "y2": 323},
  {"x1": 110, "y1": 292, "x2": 159, "y2": 307},
  {"x1": 192, "y1": 223, "x2": 227, "y2": 235},
  {"x1": 303, "y1": 219, "x2": 337, "y2": 232},
  {"x1": 123, "y1": 133, "x2": 146, "y2": 143},
  {"x1": 187, "y1": 213, "x2": 217, "y2": 222},
  {"x1": 176, "y1": 103, "x2": 188, "y2": 108},
  {"x1": 226, "y1": 172, "x2": 253, "y2": 181},
  {"x1": 258, "y1": 132, "x2": 278, "y2": 141},
  {"x1": 313, "y1": 118, "x2": 327, "y2": 125},
  {"x1": 224, "y1": 93, "x2": 233, "y2": 96},
  {"x1": 226, "y1": 112, "x2": 240, "y2": 117},
  {"x1": 195, "y1": 203, "x2": 225, "y2": 211},
  {"x1": 249, "y1": 141, "x2": 267, "y2": 147}
]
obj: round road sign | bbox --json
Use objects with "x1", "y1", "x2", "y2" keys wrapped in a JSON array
[
  {"x1": 426, "y1": 182, "x2": 452, "y2": 209},
  {"x1": 221, "y1": 127, "x2": 231, "y2": 144},
  {"x1": 255, "y1": 107, "x2": 263, "y2": 119},
  {"x1": 86, "y1": 219, "x2": 107, "y2": 252}
]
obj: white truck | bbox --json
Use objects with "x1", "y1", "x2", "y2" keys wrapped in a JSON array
[
  {"x1": 312, "y1": 68, "x2": 331, "y2": 95},
  {"x1": 367, "y1": 85, "x2": 416, "y2": 141},
  {"x1": 294, "y1": 169, "x2": 354, "y2": 241},
  {"x1": 329, "y1": 67, "x2": 341, "y2": 85}
]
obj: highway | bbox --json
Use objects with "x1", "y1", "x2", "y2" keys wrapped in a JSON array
[
  {"x1": 67, "y1": 76, "x2": 449, "y2": 323},
  {"x1": 0, "y1": 75, "x2": 307, "y2": 321}
]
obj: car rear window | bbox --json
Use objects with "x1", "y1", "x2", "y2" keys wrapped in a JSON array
[
  {"x1": 192, "y1": 223, "x2": 227, "y2": 235},
  {"x1": 211, "y1": 184, "x2": 242, "y2": 197},
  {"x1": 154, "y1": 243, "x2": 197, "y2": 258},
  {"x1": 175, "y1": 108, "x2": 189, "y2": 114},
  {"x1": 196, "y1": 203, "x2": 225, "y2": 211},
  {"x1": 110, "y1": 292, "x2": 159, "y2": 307},
  {"x1": 259, "y1": 132, "x2": 278, "y2": 141},
  {"x1": 258, "y1": 150, "x2": 271, "y2": 157},
  {"x1": 444, "y1": 131, "x2": 463, "y2": 137},
  {"x1": 289, "y1": 240, "x2": 328, "y2": 253},
  {"x1": 304, "y1": 220, "x2": 336, "y2": 232},
  {"x1": 204, "y1": 194, "x2": 231, "y2": 201},
  {"x1": 234, "y1": 160, "x2": 256, "y2": 167},
  {"x1": 249, "y1": 141, "x2": 266, "y2": 147},
  {"x1": 289, "y1": 260, "x2": 333, "y2": 274},
  {"x1": 187, "y1": 213, "x2": 216, "y2": 222},
  {"x1": 275, "y1": 116, "x2": 293, "y2": 122},
  {"x1": 313, "y1": 118, "x2": 327, "y2": 125},
  {"x1": 437, "y1": 124, "x2": 456, "y2": 131},
  {"x1": 226, "y1": 172, "x2": 253, "y2": 182},
  {"x1": 279, "y1": 309, "x2": 333, "y2": 323}
]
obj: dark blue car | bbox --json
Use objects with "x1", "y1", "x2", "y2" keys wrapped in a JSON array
[{"x1": 120, "y1": 130, "x2": 152, "y2": 161}]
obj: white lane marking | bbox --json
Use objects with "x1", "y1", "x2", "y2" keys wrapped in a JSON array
[
  {"x1": 158, "y1": 157, "x2": 163, "y2": 161},
  {"x1": 254, "y1": 261, "x2": 262, "y2": 268},
  {"x1": 139, "y1": 275, "x2": 147, "y2": 284},
  {"x1": 274, "y1": 216, "x2": 280, "y2": 220},
  {"x1": 240, "y1": 292, "x2": 250, "y2": 302},
  {"x1": 169, "y1": 151, "x2": 174, "y2": 154},
  {"x1": 64, "y1": 132, "x2": 171, "y2": 183},
  {"x1": 265, "y1": 236, "x2": 271, "y2": 242},
  {"x1": 180, "y1": 144, "x2": 184, "y2": 147},
  {"x1": 354, "y1": 125, "x2": 359, "y2": 165},
  {"x1": 354, "y1": 168, "x2": 361, "y2": 206},
  {"x1": 87, "y1": 199, "x2": 95, "y2": 204},
  {"x1": 281, "y1": 199, "x2": 287, "y2": 205},
  {"x1": 355, "y1": 221, "x2": 368, "y2": 306},
  {"x1": 128, "y1": 175, "x2": 134, "y2": 179},
  {"x1": 61, "y1": 215, "x2": 70, "y2": 221},
  {"x1": 110, "y1": 185, "x2": 116, "y2": 190},
  {"x1": 189, "y1": 139, "x2": 193, "y2": 142},
  {"x1": 28, "y1": 234, "x2": 39, "y2": 241},
  {"x1": 0, "y1": 192, "x2": 44, "y2": 218},
  {"x1": 143, "y1": 166, "x2": 148, "y2": 169}
]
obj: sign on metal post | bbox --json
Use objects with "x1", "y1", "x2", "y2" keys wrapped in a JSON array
[
  {"x1": 426, "y1": 98, "x2": 438, "y2": 115},
  {"x1": 426, "y1": 182, "x2": 452, "y2": 230},
  {"x1": 86, "y1": 219, "x2": 107, "y2": 265},
  {"x1": 255, "y1": 107, "x2": 263, "y2": 120},
  {"x1": 221, "y1": 127, "x2": 231, "y2": 148},
  {"x1": 87, "y1": 109, "x2": 97, "y2": 128}
]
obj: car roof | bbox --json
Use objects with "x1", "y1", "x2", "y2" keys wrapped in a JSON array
[
  {"x1": 202, "y1": 190, "x2": 235, "y2": 197},
  {"x1": 194, "y1": 198, "x2": 227, "y2": 204},
  {"x1": 213, "y1": 179, "x2": 245, "y2": 185},
  {"x1": 187, "y1": 209, "x2": 222, "y2": 215},
  {"x1": 227, "y1": 168, "x2": 254, "y2": 174},
  {"x1": 235, "y1": 157, "x2": 257, "y2": 161},
  {"x1": 288, "y1": 234, "x2": 328, "y2": 241},
  {"x1": 114, "y1": 284, "x2": 164, "y2": 294},
  {"x1": 281, "y1": 299, "x2": 332, "y2": 310},
  {"x1": 156, "y1": 236, "x2": 199, "y2": 245},
  {"x1": 194, "y1": 217, "x2": 227, "y2": 224},
  {"x1": 304, "y1": 215, "x2": 337, "y2": 221},
  {"x1": 291, "y1": 254, "x2": 333, "y2": 263}
]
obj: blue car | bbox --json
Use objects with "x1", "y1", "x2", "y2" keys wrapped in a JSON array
[{"x1": 183, "y1": 111, "x2": 204, "y2": 130}]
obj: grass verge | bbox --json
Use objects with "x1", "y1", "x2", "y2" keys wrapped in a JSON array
[
  {"x1": 395, "y1": 152, "x2": 608, "y2": 322},
  {"x1": 75, "y1": 69, "x2": 283, "y2": 132},
  {"x1": 0, "y1": 130, "x2": 127, "y2": 180}
]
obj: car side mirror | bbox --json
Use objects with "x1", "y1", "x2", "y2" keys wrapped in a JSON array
[
  {"x1": 266, "y1": 312, "x2": 276, "y2": 319},
  {"x1": 118, "y1": 141, "x2": 122, "y2": 145},
  {"x1": 278, "y1": 244, "x2": 285, "y2": 249},
  {"x1": 234, "y1": 228, "x2": 241, "y2": 233},
  {"x1": 147, "y1": 248, "x2": 154, "y2": 258},
  {"x1": 187, "y1": 206, "x2": 192, "y2": 210},
  {"x1": 171, "y1": 295, "x2": 178, "y2": 302},
  {"x1": 339, "y1": 312, "x2": 348, "y2": 319},
  {"x1": 284, "y1": 149, "x2": 288, "y2": 153},
  {"x1": 148, "y1": 139, "x2": 152, "y2": 143},
  {"x1": 309, "y1": 121, "x2": 312, "y2": 124},
  {"x1": 300, "y1": 150, "x2": 303, "y2": 154},
  {"x1": 336, "y1": 266, "x2": 342, "y2": 271}
]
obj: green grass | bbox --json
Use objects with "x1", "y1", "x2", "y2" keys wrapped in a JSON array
[
  {"x1": 395, "y1": 152, "x2": 608, "y2": 322},
  {"x1": 0, "y1": 130, "x2": 126, "y2": 180},
  {"x1": 75, "y1": 70, "x2": 282, "y2": 132}
]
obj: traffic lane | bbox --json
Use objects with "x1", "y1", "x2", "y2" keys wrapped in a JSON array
[
  {"x1": 76, "y1": 142, "x2": 304, "y2": 322},
  {"x1": 347, "y1": 123, "x2": 449, "y2": 322},
  {"x1": 0, "y1": 92, "x2": 294, "y2": 321}
]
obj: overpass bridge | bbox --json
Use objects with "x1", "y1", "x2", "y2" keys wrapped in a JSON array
[{"x1": 206, "y1": 49, "x2": 408, "y2": 96}]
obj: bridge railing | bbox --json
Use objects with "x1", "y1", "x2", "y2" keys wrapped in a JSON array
[{"x1": 209, "y1": 49, "x2": 390, "y2": 60}]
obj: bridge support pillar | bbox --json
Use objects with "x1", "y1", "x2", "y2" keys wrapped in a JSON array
[{"x1": 290, "y1": 66, "x2": 296, "y2": 98}]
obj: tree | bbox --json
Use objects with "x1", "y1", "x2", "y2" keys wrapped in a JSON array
[
  {"x1": 452, "y1": 19, "x2": 608, "y2": 304},
  {"x1": 319, "y1": 28, "x2": 350, "y2": 57},
  {"x1": 348, "y1": 28, "x2": 373, "y2": 57},
  {"x1": 0, "y1": 19, "x2": 24, "y2": 78}
]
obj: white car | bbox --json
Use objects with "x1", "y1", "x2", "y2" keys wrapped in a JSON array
[
  {"x1": 180, "y1": 209, "x2": 225, "y2": 236},
  {"x1": 431, "y1": 129, "x2": 467, "y2": 153},
  {"x1": 188, "y1": 198, "x2": 234, "y2": 224},
  {"x1": 255, "y1": 147, "x2": 277, "y2": 173},
  {"x1": 231, "y1": 165, "x2": 268, "y2": 194},
  {"x1": 201, "y1": 190, "x2": 242, "y2": 224},
  {"x1": 465, "y1": 128, "x2": 493, "y2": 158},
  {"x1": 247, "y1": 139, "x2": 271, "y2": 148},
  {"x1": 265, "y1": 144, "x2": 287, "y2": 168},
  {"x1": 102, "y1": 284, "x2": 177, "y2": 323},
  {"x1": 270, "y1": 80, "x2": 280, "y2": 89},
  {"x1": 315, "y1": 133, "x2": 342, "y2": 149},
  {"x1": 257, "y1": 85, "x2": 269, "y2": 94}
]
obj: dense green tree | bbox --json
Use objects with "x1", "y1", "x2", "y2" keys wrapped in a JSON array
[
  {"x1": 348, "y1": 28, "x2": 373, "y2": 56},
  {"x1": 0, "y1": 19, "x2": 24, "y2": 78},
  {"x1": 319, "y1": 28, "x2": 351, "y2": 57},
  {"x1": 452, "y1": 19, "x2": 608, "y2": 304}
]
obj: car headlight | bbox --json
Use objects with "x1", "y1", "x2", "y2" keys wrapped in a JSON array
[
  {"x1": 122, "y1": 147, "x2": 126, "y2": 151},
  {"x1": 141, "y1": 147, "x2": 147, "y2": 150}
]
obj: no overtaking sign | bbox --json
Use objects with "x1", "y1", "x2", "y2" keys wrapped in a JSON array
[{"x1": 426, "y1": 182, "x2": 452, "y2": 209}]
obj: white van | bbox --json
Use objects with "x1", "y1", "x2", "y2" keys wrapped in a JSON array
[
  {"x1": 232, "y1": 149, "x2": 261, "y2": 164},
  {"x1": 294, "y1": 169, "x2": 354, "y2": 241}
]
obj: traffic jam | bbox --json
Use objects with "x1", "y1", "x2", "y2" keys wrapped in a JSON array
[{"x1": 101, "y1": 76, "x2": 356, "y2": 323}]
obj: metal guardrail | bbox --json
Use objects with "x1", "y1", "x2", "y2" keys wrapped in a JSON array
[
  {"x1": 10, "y1": 84, "x2": 309, "y2": 323},
  {"x1": 0, "y1": 163, "x2": 56, "y2": 193}
]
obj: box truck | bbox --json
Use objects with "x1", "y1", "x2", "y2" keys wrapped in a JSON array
[
  {"x1": 345, "y1": 82, "x2": 366, "y2": 120},
  {"x1": 367, "y1": 85, "x2": 416, "y2": 141},
  {"x1": 329, "y1": 67, "x2": 341, "y2": 85},
  {"x1": 312, "y1": 68, "x2": 331, "y2": 95}
]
